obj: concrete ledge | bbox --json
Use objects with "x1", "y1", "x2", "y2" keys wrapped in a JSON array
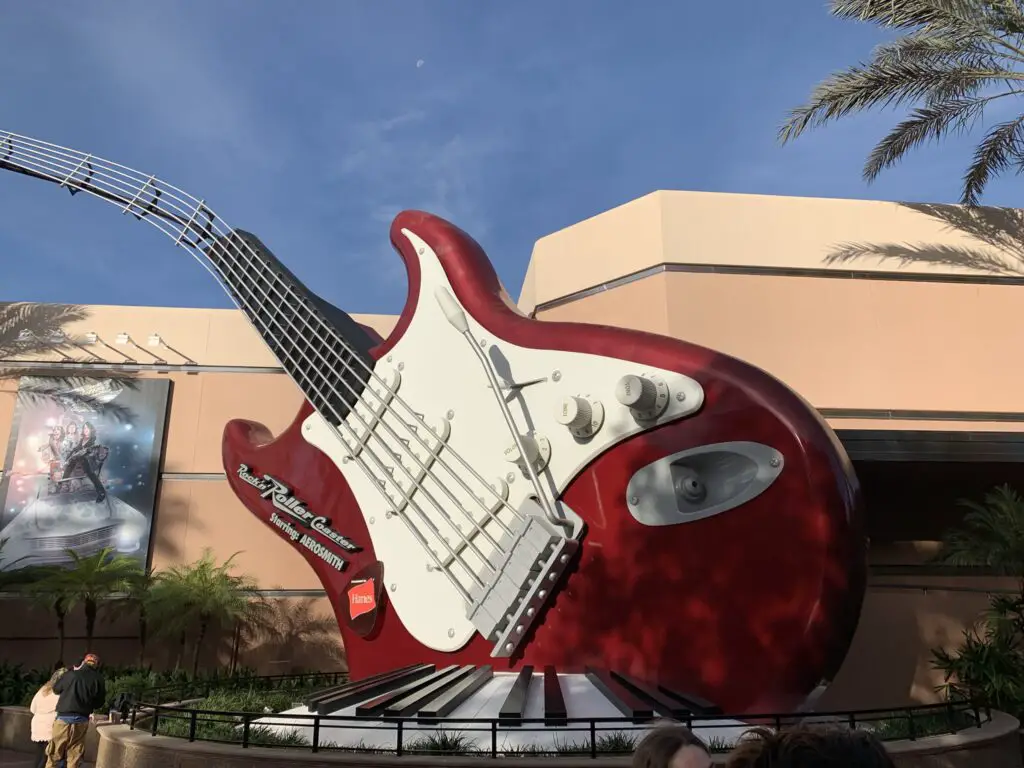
[
  {"x1": 95, "y1": 711, "x2": 1024, "y2": 768},
  {"x1": 1, "y1": 707, "x2": 102, "y2": 762}
]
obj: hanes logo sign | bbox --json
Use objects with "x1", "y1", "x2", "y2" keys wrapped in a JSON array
[
  {"x1": 344, "y1": 562, "x2": 385, "y2": 638},
  {"x1": 348, "y1": 580, "x2": 376, "y2": 619}
]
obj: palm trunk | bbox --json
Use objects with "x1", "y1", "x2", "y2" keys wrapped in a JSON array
[
  {"x1": 229, "y1": 623, "x2": 241, "y2": 675},
  {"x1": 174, "y1": 630, "x2": 186, "y2": 672},
  {"x1": 192, "y1": 618, "x2": 209, "y2": 678},
  {"x1": 85, "y1": 597, "x2": 97, "y2": 649},
  {"x1": 137, "y1": 608, "x2": 148, "y2": 668},
  {"x1": 53, "y1": 598, "x2": 67, "y2": 661}
]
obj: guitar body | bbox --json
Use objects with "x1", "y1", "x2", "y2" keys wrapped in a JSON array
[{"x1": 224, "y1": 211, "x2": 866, "y2": 715}]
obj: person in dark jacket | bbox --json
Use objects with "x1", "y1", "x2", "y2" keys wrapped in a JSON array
[{"x1": 46, "y1": 653, "x2": 106, "y2": 768}]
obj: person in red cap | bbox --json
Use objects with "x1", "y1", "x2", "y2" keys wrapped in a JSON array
[{"x1": 47, "y1": 653, "x2": 106, "y2": 768}]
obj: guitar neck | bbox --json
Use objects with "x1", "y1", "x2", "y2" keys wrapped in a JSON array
[{"x1": 0, "y1": 131, "x2": 374, "y2": 421}]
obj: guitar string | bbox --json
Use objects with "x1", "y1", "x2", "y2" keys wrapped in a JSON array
[
  {"x1": 1, "y1": 134, "x2": 530, "y2": 540},
  {"x1": 0, "y1": 139, "x2": 529, "y2": 600},
  {"x1": 0, "y1": 143, "x2": 492, "y2": 599}
]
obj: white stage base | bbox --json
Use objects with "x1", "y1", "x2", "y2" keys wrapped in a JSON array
[{"x1": 254, "y1": 673, "x2": 751, "y2": 753}]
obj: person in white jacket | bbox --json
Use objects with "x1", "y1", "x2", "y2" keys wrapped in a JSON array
[{"x1": 30, "y1": 668, "x2": 66, "y2": 768}]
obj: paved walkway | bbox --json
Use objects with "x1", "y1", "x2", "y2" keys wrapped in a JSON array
[{"x1": 0, "y1": 750, "x2": 93, "y2": 767}]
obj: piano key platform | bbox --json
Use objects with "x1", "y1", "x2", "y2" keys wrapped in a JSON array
[{"x1": 254, "y1": 665, "x2": 752, "y2": 753}]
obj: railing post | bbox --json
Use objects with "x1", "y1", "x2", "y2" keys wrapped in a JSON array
[
  {"x1": 906, "y1": 709, "x2": 917, "y2": 741},
  {"x1": 973, "y1": 701, "x2": 982, "y2": 728},
  {"x1": 242, "y1": 714, "x2": 251, "y2": 748},
  {"x1": 312, "y1": 716, "x2": 320, "y2": 753},
  {"x1": 149, "y1": 707, "x2": 159, "y2": 736},
  {"x1": 492, "y1": 720, "x2": 498, "y2": 758},
  {"x1": 396, "y1": 720, "x2": 404, "y2": 757},
  {"x1": 847, "y1": 713, "x2": 856, "y2": 730},
  {"x1": 590, "y1": 721, "x2": 597, "y2": 759},
  {"x1": 945, "y1": 702, "x2": 955, "y2": 734},
  {"x1": 129, "y1": 706, "x2": 137, "y2": 730},
  {"x1": 188, "y1": 710, "x2": 198, "y2": 742}
]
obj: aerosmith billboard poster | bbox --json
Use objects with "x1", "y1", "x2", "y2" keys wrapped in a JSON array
[{"x1": 0, "y1": 376, "x2": 171, "y2": 571}]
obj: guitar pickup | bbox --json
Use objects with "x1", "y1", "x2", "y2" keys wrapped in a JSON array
[{"x1": 465, "y1": 510, "x2": 579, "y2": 658}]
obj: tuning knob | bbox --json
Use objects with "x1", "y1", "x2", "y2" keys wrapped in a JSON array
[
  {"x1": 554, "y1": 395, "x2": 605, "y2": 439},
  {"x1": 615, "y1": 374, "x2": 670, "y2": 421},
  {"x1": 503, "y1": 434, "x2": 551, "y2": 472}
]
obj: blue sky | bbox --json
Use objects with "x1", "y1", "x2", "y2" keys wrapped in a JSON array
[{"x1": 0, "y1": 1, "x2": 1019, "y2": 315}]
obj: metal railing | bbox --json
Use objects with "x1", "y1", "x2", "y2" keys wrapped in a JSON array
[{"x1": 126, "y1": 696, "x2": 992, "y2": 758}]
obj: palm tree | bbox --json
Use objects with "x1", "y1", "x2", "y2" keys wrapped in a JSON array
[
  {"x1": 780, "y1": 0, "x2": 1024, "y2": 206},
  {"x1": 24, "y1": 566, "x2": 74, "y2": 661},
  {"x1": 930, "y1": 484, "x2": 1024, "y2": 713},
  {"x1": 109, "y1": 570, "x2": 158, "y2": 667},
  {"x1": 23, "y1": 548, "x2": 142, "y2": 656},
  {"x1": 937, "y1": 484, "x2": 1024, "y2": 585},
  {"x1": 152, "y1": 550, "x2": 265, "y2": 677},
  {"x1": 58, "y1": 548, "x2": 144, "y2": 648}
]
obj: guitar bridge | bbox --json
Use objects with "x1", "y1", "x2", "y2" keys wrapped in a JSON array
[{"x1": 466, "y1": 502, "x2": 580, "y2": 658}]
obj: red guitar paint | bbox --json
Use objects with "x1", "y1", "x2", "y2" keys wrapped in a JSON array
[{"x1": 0, "y1": 132, "x2": 866, "y2": 716}]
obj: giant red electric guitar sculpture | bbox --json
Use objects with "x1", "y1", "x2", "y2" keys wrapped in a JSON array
[{"x1": 0, "y1": 131, "x2": 866, "y2": 715}]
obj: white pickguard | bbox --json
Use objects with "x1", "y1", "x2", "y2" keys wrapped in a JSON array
[{"x1": 302, "y1": 229, "x2": 704, "y2": 653}]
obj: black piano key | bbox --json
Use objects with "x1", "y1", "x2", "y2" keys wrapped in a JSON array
[
  {"x1": 356, "y1": 665, "x2": 461, "y2": 717},
  {"x1": 656, "y1": 684, "x2": 723, "y2": 716},
  {"x1": 417, "y1": 666, "x2": 494, "y2": 723},
  {"x1": 315, "y1": 665, "x2": 436, "y2": 715},
  {"x1": 543, "y1": 666, "x2": 567, "y2": 727},
  {"x1": 585, "y1": 667, "x2": 655, "y2": 723},
  {"x1": 305, "y1": 664, "x2": 422, "y2": 707},
  {"x1": 382, "y1": 666, "x2": 477, "y2": 718},
  {"x1": 499, "y1": 666, "x2": 534, "y2": 726},
  {"x1": 609, "y1": 670, "x2": 691, "y2": 719}
]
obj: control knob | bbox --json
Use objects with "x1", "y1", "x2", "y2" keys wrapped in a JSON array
[
  {"x1": 615, "y1": 374, "x2": 670, "y2": 421},
  {"x1": 554, "y1": 395, "x2": 604, "y2": 439},
  {"x1": 503, "y1": 433, "x2": 551, "y2": 473}
]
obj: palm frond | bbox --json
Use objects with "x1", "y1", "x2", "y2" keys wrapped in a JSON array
[
  {"x1": 831, "y1": 0, "x2": 999, "y2": 34},
  {"x1": 936, "y1": 485, "x2": 1024, "y2": 576},
  {"x1": 12, "y1": 375, "x2": 139, "y2": 425},
  {"x1": 781, "y1": 58, "x2": 1021, "y2": 143},
  {"x1": 963, "y1": 114, "x2": 1024, "y2": 202},
  {"x1": 863, "y1": 97, "x2": 992, "y2": 179},
  {"x1": 781, "y1": 0, "x2": 1024, "y2": 203}
]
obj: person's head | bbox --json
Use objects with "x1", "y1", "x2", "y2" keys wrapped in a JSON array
[
  {"x1": 41, "y1": 668, "x2": 64, "y2": 693},
  {"x1": 633, "y1": 724, "x2": 712, "y2": 768},
  {"x1": 725, "y1": 726, "x2": 895, "y2": 767},
  {"x1": 52, "y1": 659, "x2": 64, "y2": 672},
  {"x1": 82, "y1": 422, "x2": 94, "y2": 439},
  {"x1": 81, "y1": 652, "x2": 100, "y2": 669},
  {"x1": 65, "y1": 422, "x2": 78, "y2": 436}
]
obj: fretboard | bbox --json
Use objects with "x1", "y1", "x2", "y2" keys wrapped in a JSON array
[
  {"x1": 0, "y1": 130, "x2": 374, "y2": 423},
  {"x1": 206, "y1": 231, "x2": 374, "y2": 422}
]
